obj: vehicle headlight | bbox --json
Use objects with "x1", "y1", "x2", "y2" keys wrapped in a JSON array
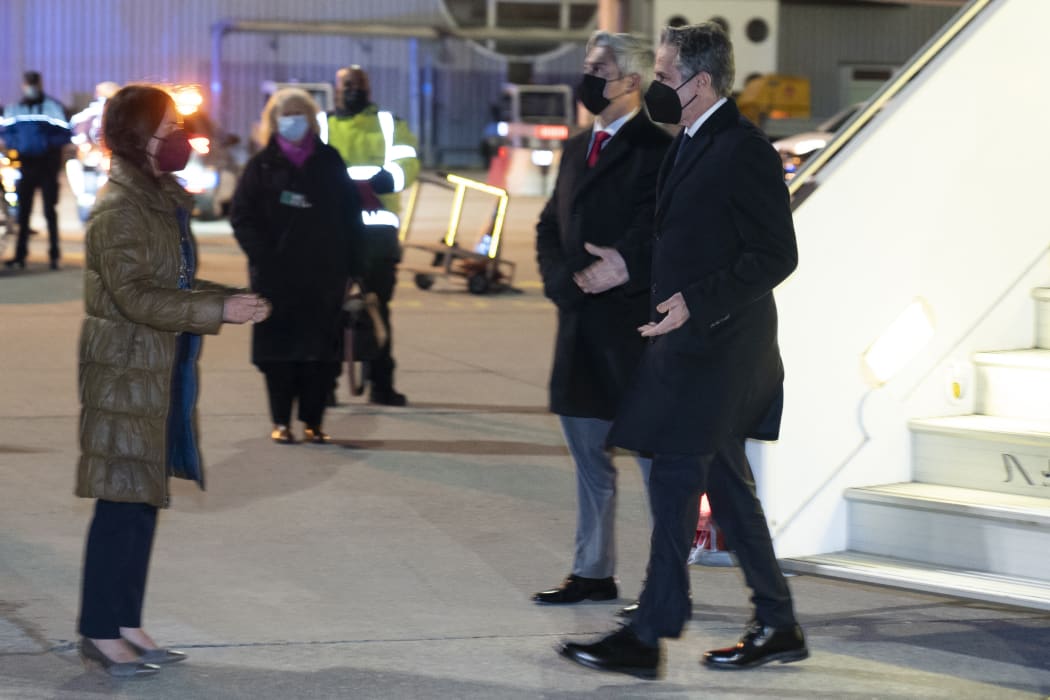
[
  {"x1": 1, "y1": 166, "x2": 21, "y2": 186},
  {"x1": 793, "y1": 138, "x2": 828, "y2": 156},
  {"x1": 178, "y1": 165, "x2": 219, "y2": 194}
]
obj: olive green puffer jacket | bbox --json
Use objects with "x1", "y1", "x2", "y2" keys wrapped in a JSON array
[{"x1": 76, "y1": 158, "x2": 233, "y2": 507}]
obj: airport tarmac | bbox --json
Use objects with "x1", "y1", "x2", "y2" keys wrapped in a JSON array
[{"x1": 0, "y1": 176, "x2": 1047, "y2": 698}]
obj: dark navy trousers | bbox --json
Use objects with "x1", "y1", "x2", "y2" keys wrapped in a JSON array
[{"x1": 78, "y1": 499, "x2": 158, "y2": 639}]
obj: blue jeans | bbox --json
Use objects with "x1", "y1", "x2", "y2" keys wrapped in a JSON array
[{"x1": 560, "y1": 415, "x2": 651, "y2": 579}]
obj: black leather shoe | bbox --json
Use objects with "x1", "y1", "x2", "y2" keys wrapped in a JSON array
[
  {"x1": 533, "y1": 574, "x2": 617, "y2": 604},
  {"x1": 702, "y1": 621, "x2": 808, "y2": 670},
  {"x1": 49, "y1": 259, "x2": 60, "y2": 270},
  {"x1": 370, "y1": 389, "x2": 407, "y2": 406},
  {"x1": 4, "y1": 258, "x2": 25, "y2": 270},
  {"x1": 616, "y1": 600, "x2": 640, "y2": 618},
  {"x1": 559, "y1": 626, "x2": 661, "y2": 680}
]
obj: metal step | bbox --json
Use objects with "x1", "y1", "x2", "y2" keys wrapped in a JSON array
[
  {"x1": 974, "y1": 349, "x2": 1050, "y2": 420},
  {"x1": 782, "y1": 551, "x2": 1050, "y2": 611},
  {"x1": 910, "y1": 415, "x2": 1050, "y2": 496},
  {"x1": 844, "y1": 482, "x2": 1050, "y2": 580},
  {"x1": 1034, "y1": 287, "x2": 1050, "y2": 350}
]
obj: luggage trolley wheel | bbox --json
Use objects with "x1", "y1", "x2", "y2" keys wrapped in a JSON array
[
  {"x1": 414, "y1": 273, "x2": 435, "y2": 290},
  {"x1": 467, "y1": 272, "x2": 490, "y2": 295}
]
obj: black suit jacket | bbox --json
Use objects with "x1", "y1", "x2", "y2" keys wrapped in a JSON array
[
  {"x1": 609, "y1": 100, "x2": 798, "y2": 454},
  {"x1": 536, "y1": 112, "x2": 672, "y2": 419}
]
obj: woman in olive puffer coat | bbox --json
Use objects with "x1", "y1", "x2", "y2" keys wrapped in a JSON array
[{"x1": 75, "y1": 85, "x2": 271, "y2": 676}]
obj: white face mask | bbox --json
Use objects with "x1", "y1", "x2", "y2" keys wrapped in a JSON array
[{"x1": 277, "y1": 114, "x2": 310, "y2": 142}]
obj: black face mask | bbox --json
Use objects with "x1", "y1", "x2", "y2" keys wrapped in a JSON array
[
  {"x1": 576, "y1": 73, "x2": 630, "y2": 116},
  {"x1": 342, "y1": 90, "x2": 369, "y2": 115},
  {"x1": 643, "y1": 74, "x2": 697, "y2": 125},
  {"x1": 577, "y1": 74, "x2": 610, "y2": 116}
]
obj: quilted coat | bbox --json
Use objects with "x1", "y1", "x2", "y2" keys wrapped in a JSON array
[{"x1": 76, "y1": 158, "x2": 232, "y2": 507}]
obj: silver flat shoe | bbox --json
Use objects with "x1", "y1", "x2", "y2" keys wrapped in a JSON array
[
  {"x1": 78, "y1": 638, "x2": 160, "y2": 677},
  {"x1": 123, "y1": 638, "x2": 188, "y2": 665}
]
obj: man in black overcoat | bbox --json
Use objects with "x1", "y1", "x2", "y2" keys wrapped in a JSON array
[
  {"x1": 559, "y1": 23, "x2": 807, "y2": 678},
  {"x1": 533, "y1": 31, "x2": 671, "y2": 605}
]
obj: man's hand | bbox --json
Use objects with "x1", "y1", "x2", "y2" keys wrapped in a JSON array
[
  {"x1": 223, "y1": 293, "x2": 272, "y2": 325},
  {"x1": 639, "y1": 292, "x2": 689, "y2": 337},
  {"x1": 574, "y1": 242, "x2": 629, "y2": 294}
]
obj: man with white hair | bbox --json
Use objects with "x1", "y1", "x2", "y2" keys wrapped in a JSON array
[{"x1": 533, "y1": 31, "x2": 670, "y2": 607}]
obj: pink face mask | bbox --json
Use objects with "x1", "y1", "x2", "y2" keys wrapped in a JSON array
[{"x1": 152, "y1": 129, "x2": 192, "y2": 172}]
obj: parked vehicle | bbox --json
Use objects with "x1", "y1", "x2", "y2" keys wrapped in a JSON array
[
  {"x1": 66, "y1": 92, "x2": 109, "y2": 222},
  {"x1": 737, "y1": 74, "x2": 811, "y2": 127},
  {"x1": 171, "y1": 87, "x2": 240, "y2": 220},
  {"x1": 67, "y1": 85, "x2": 240, "y2": 221},
  {"x1": 773, "y1": 103, "x2": 862, "y2": 181},
  {"x1": 481, "y1": 83, "x2": 574, "y2": 168},
  {"x1": 0, "y1": 149, "x2": 19, "y2": 233}
]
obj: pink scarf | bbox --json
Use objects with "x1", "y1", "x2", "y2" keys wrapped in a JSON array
[{"x1": 275, "y1": 134, "x2": 316, "y2": 169}]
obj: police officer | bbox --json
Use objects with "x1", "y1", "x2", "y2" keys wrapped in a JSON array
[
  {"x1": 327, "y1": 65, "x2": 419, "y2": 406},
  {"x1": 2, "y1": 71, "x2": 70, "y2": 270}
]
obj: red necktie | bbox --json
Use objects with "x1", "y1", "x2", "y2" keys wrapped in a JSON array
[{"x1": 587, "y1": 131, "x2": 611, "y2": 168}]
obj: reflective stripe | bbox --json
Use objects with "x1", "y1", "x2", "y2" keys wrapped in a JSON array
[
  {"x1": 318, "y1": 112, "x2": 329, "y2": 144},
  {"x1": 377, "y1": 111, "x2": 395, "y2": 151},
  {"x1": 387, "y1": 144, "x2": 416, "y2": 161},
  {"x1": 377, "y1": 110, "x2": 415, "y2": 189},
  {"x1": 384, "y1": 162, "x2": 405, "y2": 192},
  {"x1": 0, "y1": 114, "x2": 70, "y2": 129},
  {"x1": 347, "y1": 165, "x2": 381, "y2": 181},
  {"x1": 362, "y1": 210, "x2": 400, "y2": 227}
]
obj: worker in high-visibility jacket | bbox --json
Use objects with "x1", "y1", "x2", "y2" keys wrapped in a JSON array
[{"x1": 327, "y1": 65, "x2": 419, "y2": 407}]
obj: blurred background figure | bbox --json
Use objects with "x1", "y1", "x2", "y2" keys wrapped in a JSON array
[
  {"x1": 77, "y1": 84, "x2": 268, "y2": 676},
  {"x1": 66, "y1": 81, "x2": 120, "y2": 223},
  {"x1": 232, "y1": 87, "x2": 364, "y2": 445},
  {"x1": 1, "y1": 70, "x2": 70, "y2": 270},
  {"x1": 327, "y1": 65, "x2": 418, "y2": 406}
]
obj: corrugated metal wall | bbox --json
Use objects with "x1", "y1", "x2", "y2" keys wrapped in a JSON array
[
  {"x1": 2, "y1": 1, "x2": 961, "y2": 165},
  {"x1": 0, "y1": 0, "x2": 509, "y2": 166},
  {"x1": 779, "y1": 3, "x2": 957, "y2": 117}
]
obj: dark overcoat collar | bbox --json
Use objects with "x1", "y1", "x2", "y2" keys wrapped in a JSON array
[{"x1": 656, "y1": 99, "x2": 741, "y2": 217}]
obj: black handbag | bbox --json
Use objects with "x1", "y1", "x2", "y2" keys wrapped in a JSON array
[{"x1": 343, "y1": 287, "x2": 387, "y2": 395}]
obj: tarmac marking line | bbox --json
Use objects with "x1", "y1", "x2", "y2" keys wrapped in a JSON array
[{"x1": 43, "y1": 630, "x2": 619, "y2": 654}]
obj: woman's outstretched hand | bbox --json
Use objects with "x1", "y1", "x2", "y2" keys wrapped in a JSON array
[{"x1": 223, "y1": 293, "x2": 272, "y2": 324}]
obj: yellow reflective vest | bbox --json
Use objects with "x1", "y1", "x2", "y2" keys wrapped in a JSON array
[{"x1": 327, "y1": 104, "x2": 420, "y2": 217}]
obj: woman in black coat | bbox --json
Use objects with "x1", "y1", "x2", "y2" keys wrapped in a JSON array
[{"x1": 231, "y1": 88, "x2": 364, "y2": 444}]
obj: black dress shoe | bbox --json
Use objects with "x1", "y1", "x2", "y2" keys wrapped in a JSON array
[
  {"x1": 370, "y1": 389, "x2": 407, "y2": 406},
  {"x1": 703, "y1": 621, "x2": 808, "y2": 670},
  {"x1": 4, "y1": 258, "x2": 25, "y2": 270},
  {"x1": 533, "y1": 574, "x2": 617, "y2": 604},
  {"x1": 559, "y1": 626, "x2": 661, "y2": 680},
  {"x1": 49, "y1": 259, "x2": 60, "y2": 270},
  {"x1": 616, "y1": 600, "x2": 640, "y2": 618}
]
